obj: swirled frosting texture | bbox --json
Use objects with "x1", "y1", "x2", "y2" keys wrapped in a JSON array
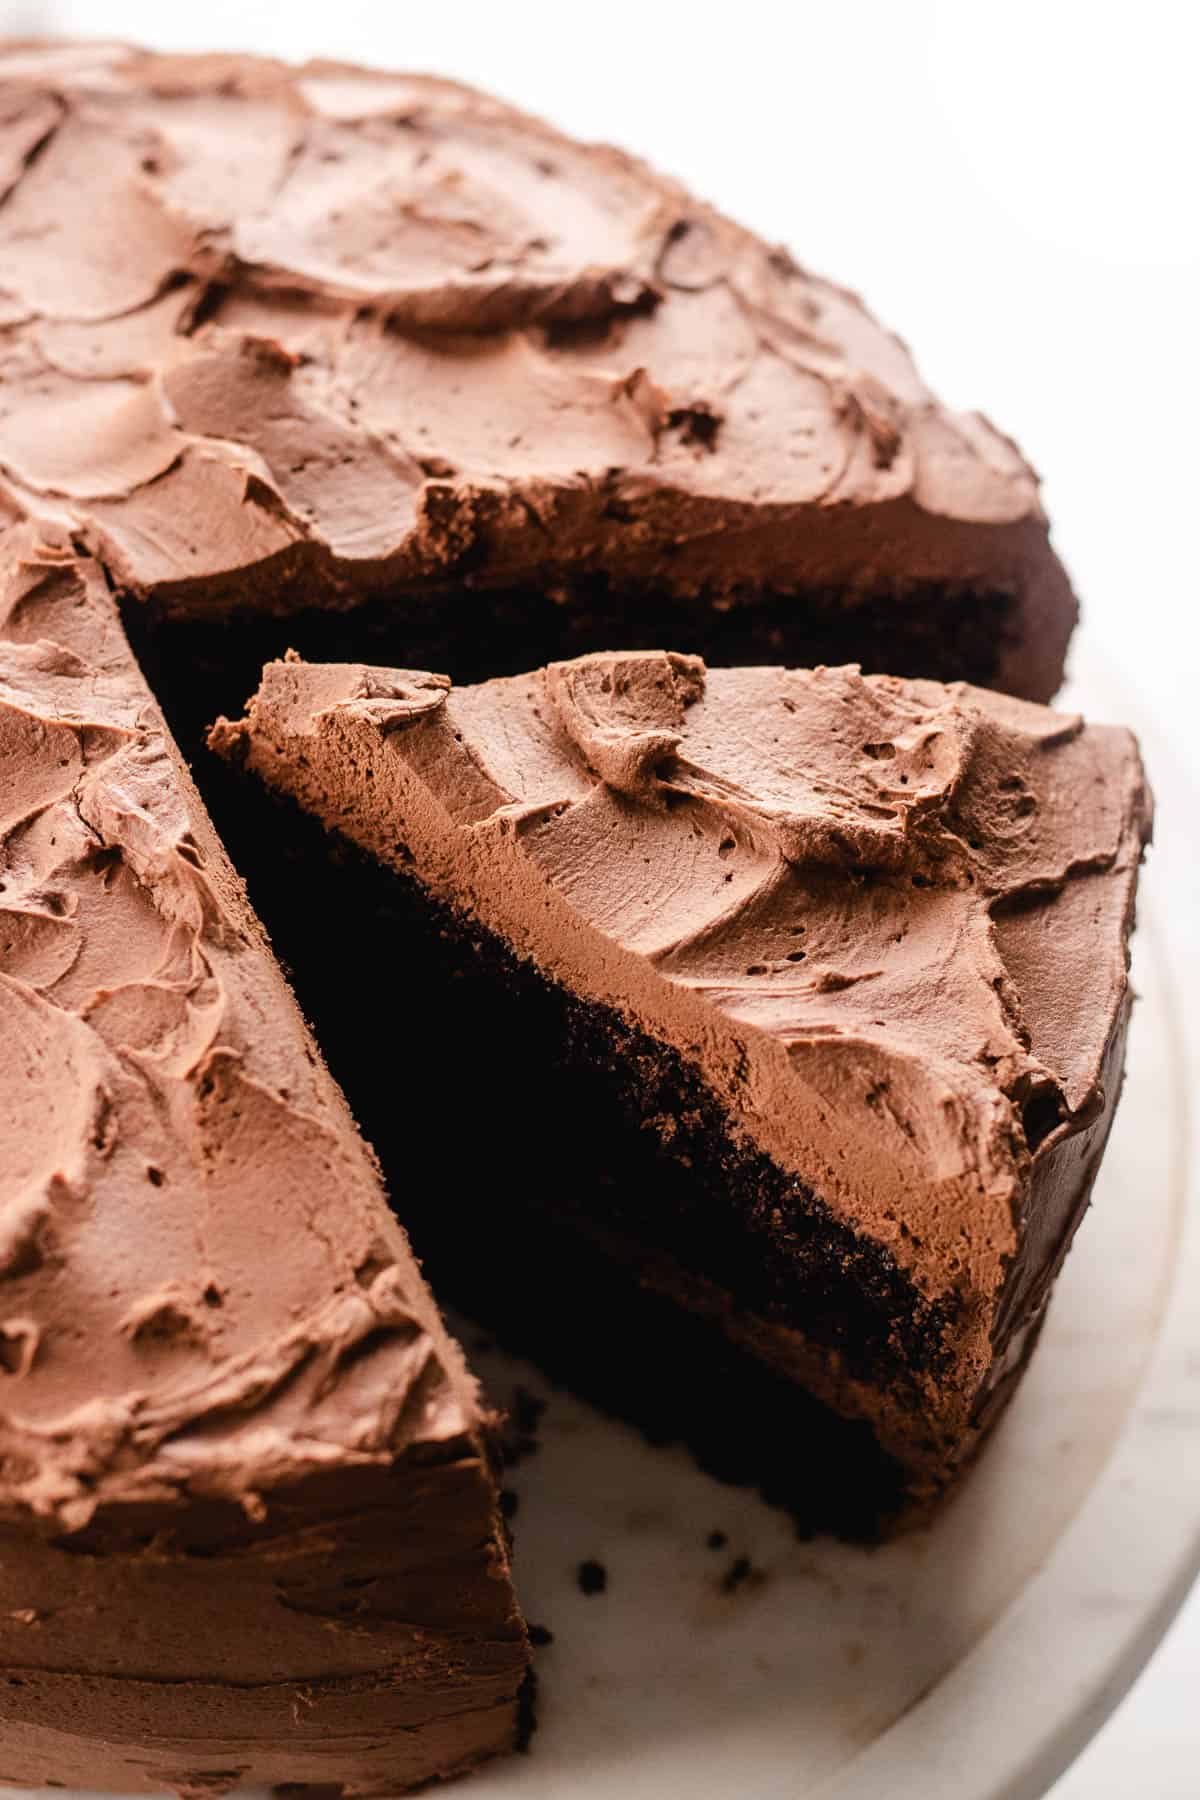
[
  {"x1": 0, "y1": 41, "x2": 1073, "y2": 697},
  {"x1": 0, "y1": 525, "x2": 525, "y2": 1792},
  {"x1": 223, "y1": 650, "x2": 1150, "y2": 1472}
]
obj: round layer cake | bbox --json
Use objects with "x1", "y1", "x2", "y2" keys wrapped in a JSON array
[{"x1": 0, "y1": 39, "x2": 1140, "y2": 1800}]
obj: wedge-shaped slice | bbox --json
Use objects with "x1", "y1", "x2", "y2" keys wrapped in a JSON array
[
  {"x1": 218, "y1": 650, "x2": 1151, "y2": 1536},
  {"x1": 0, "y1": 527, "x2": 526, "y2": 1796}
]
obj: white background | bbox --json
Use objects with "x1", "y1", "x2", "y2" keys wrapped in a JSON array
[{"x1": 3, "y1": 2, "x2": 1197, "y2": 1791}]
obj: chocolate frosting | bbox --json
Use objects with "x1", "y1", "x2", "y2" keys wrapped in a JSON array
[
  {"x1": 0, "y1": 522, "x2": 526, "y2": 1791},
  {"x1": 221, "y1": 650, "x2": 1150, "y2": 1478},
  {"x1": 0, "y1": 41, "x2": 1073, "y2": 698}
]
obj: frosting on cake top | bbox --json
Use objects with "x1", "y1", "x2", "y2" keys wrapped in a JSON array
[{"x1": 0, "y1": 43, "x2": 1072, "y2": 695}]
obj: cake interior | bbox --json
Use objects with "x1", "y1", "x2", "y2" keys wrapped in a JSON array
[
  {"x1": 134, "y1": 592, "x2": 1011, "y2": 1536},
  {"x1": 125, "y1": 574, "x2": 1023, "y2": 751}
]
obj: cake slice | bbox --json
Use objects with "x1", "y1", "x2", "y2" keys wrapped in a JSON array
[
  {"x1": 0, "y1": 525, "x2": 527, "y2": 1795},
  {"x1": 1, "y1": 41, "x2": 1073, "y2": 714},
  {"x1": 217, "y1": 649, "x2": 1151, "y2": 1534}
]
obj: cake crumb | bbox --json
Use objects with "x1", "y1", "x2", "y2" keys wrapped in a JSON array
[
  {"x1": 528, "y1": 1622, "x2": 555, "y2": 1647},
  {"x1": 720, "y1": 1554, "x2": 764, "y2": 1595},
  {"x1": 501, "y1": 1384, "x2": 547, "y2": 1467},
  {"x1": 515, "y1": 1665, "x2": 539, "y2": 1753},
  {"x1": 706, "y1": 1529, "x2": 728, "y2": 1550},
  {"x1": 577, "y1": 1559, "x2": 607, "y2": 1596}
]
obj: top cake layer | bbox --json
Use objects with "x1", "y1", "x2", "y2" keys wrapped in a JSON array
[{"x1": 0, "y1": 42, "x2": 1073, "y2": 696}]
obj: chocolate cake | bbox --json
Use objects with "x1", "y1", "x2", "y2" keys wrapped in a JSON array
[
  {"x1": 217, "y1": 649, "x2": 1151, "y2": 1531},
  {"x1": 0, "y1": 31, "x2": 1153, "y2": 1794},
  {"x1": 0, "y1": 523, "x2": 527, "y2": 1793},
  {"x1": 0, "y1": 40, "x2": 1075, "y2": 714}
]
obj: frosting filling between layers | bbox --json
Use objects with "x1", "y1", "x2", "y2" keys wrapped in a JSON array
[{"x1": 217, "y1": 649, "x2": 1150, "y2": 1502}]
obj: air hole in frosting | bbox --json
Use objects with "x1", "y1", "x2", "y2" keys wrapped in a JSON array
[
  {"x1": 90, "y1": 845, "x2": 122, "y2": 886},
  {"x1": 0, "y1": 1320, "x2": 39, "y2": 1377},
  {"x1": 1021, "y1": 1086, "x2": 1067, "y2": 1154}
]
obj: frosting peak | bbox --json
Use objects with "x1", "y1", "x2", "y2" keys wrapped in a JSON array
[{"x1": 545, "y1": 650, "x2": 705, "y2": 802}]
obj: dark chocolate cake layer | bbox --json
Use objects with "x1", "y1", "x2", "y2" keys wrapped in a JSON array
[
  {"x1": 136, "y1": 784, "x2": 925, "y2": 1541},
  {"x1": 0, "y1": 526, "x2": 527, "y2": 1794},
  {"x1": 218, "y1": 650, "x2": 1151, "y2": 1518},
  {"x1": 0, "y1": 41, "x2": 1074, "y2": 700}
]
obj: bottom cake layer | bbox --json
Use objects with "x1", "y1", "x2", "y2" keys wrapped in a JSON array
[
  {"x1": 185, "y1": 763, "x2": 1013, "y2": 1539},
  {"x1": 0, "y1": 1674, "x2": 519, "y2": 1799}
]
